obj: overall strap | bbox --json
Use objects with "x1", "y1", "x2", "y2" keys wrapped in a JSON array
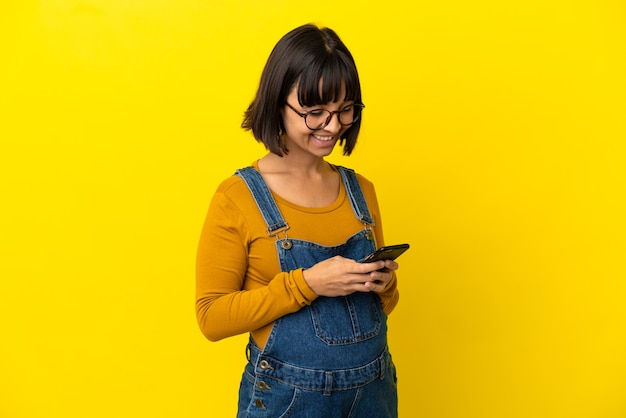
[
  {"x1": 235, "y1": 167, "x2": 289, "y2": 236},
  {"x1": 235, "y1": 165, "x2": 375, "y2": 235},
  {"x1": 337, "y1": 166, "x2": 375, "y2": 226}
]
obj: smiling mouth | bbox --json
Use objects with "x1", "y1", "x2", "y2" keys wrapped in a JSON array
[{"x1": 312, "y1": 134, "x2": 335, "y2": 142}]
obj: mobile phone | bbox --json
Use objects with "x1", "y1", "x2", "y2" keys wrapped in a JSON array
[{"x1": 360, "y1": 244, "x2": 410, "y2": 263}]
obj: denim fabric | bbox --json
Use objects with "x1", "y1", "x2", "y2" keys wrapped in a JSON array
[
  {"x1": 238, "y1": 340, "x2": 398, "y2": 418},
  {"x1": 236, "y1": 167, "x2": 288, "y2": 235},
  {"x1": 235, "y1": 167, "x2": 397, "y2": 418},
  {"x1": 338, "y1": 167, "x2": 374, "y2": 226}
]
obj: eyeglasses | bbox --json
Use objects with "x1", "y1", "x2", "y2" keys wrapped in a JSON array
[{"x1": 285, "y1": 102, "x2": 365, "y2": 131}]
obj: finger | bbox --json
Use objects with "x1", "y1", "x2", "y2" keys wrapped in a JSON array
[
  {"x1": 368, "y1": 269, "x2": 392, "y2": 282},
  {"x1": 343, "y1": 273, "x2": 382, "y2": 289},
  {"x1": 355, "y1": 269, "x2": 392, "y2": 284},
  {"x1": 383, "y1": 260, "x2": 399, "y2": 271},
  {"x1": 362, "y1": 279, "x2": 386, "y2": 293},
  {"x1": 356, "y1": 260, "x2": 386, "y2": 273}
]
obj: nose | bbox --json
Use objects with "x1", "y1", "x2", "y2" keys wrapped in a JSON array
[{"x1": 323, "y1": 110, "x2": 343, "y2": 132}]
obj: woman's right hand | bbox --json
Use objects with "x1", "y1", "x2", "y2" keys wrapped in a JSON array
[{"x1": 302, "y1": 256, "x2": 397, "y2": 297}]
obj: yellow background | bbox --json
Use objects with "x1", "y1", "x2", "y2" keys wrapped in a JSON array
[{"x1": 1, "y1": 1, "x2": 625, "y2": 417}]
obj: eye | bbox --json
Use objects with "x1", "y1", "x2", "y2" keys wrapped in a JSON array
[
  {"x1": 339, "y1": 105, "x2": 354, "y2": 113},
  {"x1": 307, "y1": 109, "x2": 326, "y2": 116}
]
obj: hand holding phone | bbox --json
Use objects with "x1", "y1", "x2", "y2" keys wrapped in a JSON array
[{"x1": 360, "y1": 244, "x2": 410, "y2": 263}]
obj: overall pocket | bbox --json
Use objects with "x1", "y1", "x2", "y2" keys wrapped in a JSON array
[{"x1": 309, "y1": 292, "x2": 382, "y2": 345}]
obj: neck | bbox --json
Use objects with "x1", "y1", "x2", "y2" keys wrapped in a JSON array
[{"x1": 260, "y1": 152, "x2": 331, "y2": 177}]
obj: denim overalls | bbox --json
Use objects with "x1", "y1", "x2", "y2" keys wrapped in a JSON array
[{"x1": 234, "y1": 166, "x2": 397, "y2": 418}]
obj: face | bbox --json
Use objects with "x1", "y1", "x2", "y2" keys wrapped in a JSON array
[{"x1": 281, "y1": 84, "x2": 353, "y2": 159}]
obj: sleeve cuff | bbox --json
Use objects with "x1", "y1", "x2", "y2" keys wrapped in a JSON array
[{"x1": 290, "y1": 268, "x2": 318, "y2": 306}]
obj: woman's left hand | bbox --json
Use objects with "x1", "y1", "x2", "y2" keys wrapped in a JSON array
[{"x1": 364, "y1": 259, "x2": 398, "y2": 293}]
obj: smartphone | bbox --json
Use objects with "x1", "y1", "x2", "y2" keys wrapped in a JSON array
[{"x1": 360, "y1": 244, "x2": 410, "y2": 263}]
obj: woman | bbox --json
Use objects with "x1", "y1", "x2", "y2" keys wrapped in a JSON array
[{"x1": 196, "y1": 24, "x2": 400, "y2": 417}]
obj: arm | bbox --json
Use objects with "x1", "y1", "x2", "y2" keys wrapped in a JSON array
[{"x1": 195, "y1": 184, "x2": 317, "y2": 342}]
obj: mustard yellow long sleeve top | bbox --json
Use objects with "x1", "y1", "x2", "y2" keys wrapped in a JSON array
[{"x1": 196, "y1": 162, "x2": 399, "y2": 348}]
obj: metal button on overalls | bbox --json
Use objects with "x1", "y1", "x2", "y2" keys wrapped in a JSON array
[{"x1": 255, "y1": 399, "x2": 266, "y2": 410}]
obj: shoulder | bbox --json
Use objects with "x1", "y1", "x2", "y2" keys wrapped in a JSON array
[
  {"x1": 206, "y1": 172, "x2": 262, "y2": 228},
  {"x1": 334, "y1": 165, "x2": 375, "y2": 193},
  {"x1": 210, "y1": 171, "x2": 259, "y2": 210},
  {"x1": 355, "y1": 172, "x2": 374, "y2": 191},
  {"x1": 215, "y1": 173, "x2": 248, "y2": 195}
]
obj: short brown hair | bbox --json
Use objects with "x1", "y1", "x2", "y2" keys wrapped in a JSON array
[{"x1": 242, "y1": 24, "x2": 363, "y2": 156}]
